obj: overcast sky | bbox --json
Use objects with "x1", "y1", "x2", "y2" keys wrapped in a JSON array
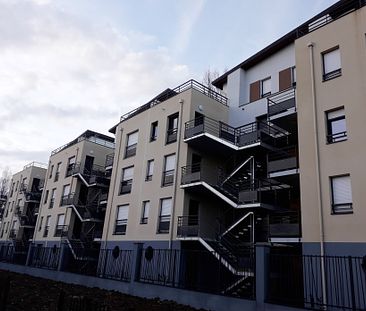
[{"x1": 0, "y1": 0, "x2": 338, "y2": 174}]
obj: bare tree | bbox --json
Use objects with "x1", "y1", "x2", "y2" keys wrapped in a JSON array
[
  {"x1": 0, "y1": 167, "x2": 12, "y2": 197},
  {"x1": 202, "y1": 68, "x2": 220, "y2": 91}
]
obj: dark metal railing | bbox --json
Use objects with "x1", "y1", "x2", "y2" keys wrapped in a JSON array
[
  {"x1": 157, "y1": 215, "x2": 170, "y2": 233},
  {"x1": 184, "y1": 116, "x2": 289, "y2": 148},
  {"x1": 19, "y1": 183, "x2": 28, "y2": 193},
  {"x1": 166, "y1": 128, "x2": 178, "y2": 144},
  {"x1": 54, "y1": 225, "x2": 69, "y2": 237},
  {"x1": 268, "y1": 253, "x2": 366, "y2": 310},
  {"x1": 97, "y1": 249, "x2": 133, "y2": 282},
  {"x1": 269, "y1": 211, "x2": 301, "y2": 237},
  {"x1": 267, "y1": 87, "x2": 296, "y2": 117},
  {"x1": 177, "y1": 215, "x2": 199, "y2": 238},
  {"x1": 267, "y1": 145, "x2": 298, "y2": 173},
  {"x1": 120, "y1": 79, "x2": 228, "y2": 123},
  {"x1": 162, "y1": 169, "x2": 174, "y2": 186},
  {"x1": 28, "y1": 245, "x2": 61, "y2": 270},
  {"x1": 119, "y1": 180, "x2": 132, "y2": 195},
  {"x1": 124, "y1": 144, "x2": 137, "y2": 158},
  {"x1": 327, "y1": 131, "x2": 347, "y2": 144},
  {"x1": 9, "y1": 229, "x2": 17, "y2": 239},
  {"x1": 137, "y1": 247, "x2": 255, "y2": 299},
  {"x1": 114, "y1": 219, "x2": 127, "y2": 235},
  {"x1": 61, "y1": 193, "x2": 75, "y2": 206}
]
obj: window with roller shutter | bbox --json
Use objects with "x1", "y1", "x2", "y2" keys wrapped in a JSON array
[{"x1": 330, "y1": 175, "x2": 352, "y2": 214}]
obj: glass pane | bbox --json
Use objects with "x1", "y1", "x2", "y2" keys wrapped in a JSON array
[
  {"x1": 324, "y1": 49, "x2": 341, "y2": 73},
  {"x1": 127, "y1": 131, "x2": 138, "y2": 146},
  {"x1": 332, "y1": 176, "x2": 352, "y2": 204}
]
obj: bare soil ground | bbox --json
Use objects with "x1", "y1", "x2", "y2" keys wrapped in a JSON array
[{"x1": 0, "y1": 270, "x2": 209, "y2": 311}]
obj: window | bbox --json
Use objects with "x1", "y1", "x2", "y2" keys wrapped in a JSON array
[
  {"x1": 38, "y1": 216, "x2": 43, "y2": 232},
  {"x1": 49, "y1": 188, "x2": 56, "y2": 208},
  {"x1": 322, "y1": 47, "x2": 341, "y2": 81},
  {"x1": 15, "y1": 181, "x2": 19, "y2": 191},
  {"x1": 150, "y1": 121, "x2": 158, "y2": 141},
  {"x1": 120, "y1": 166, "x2": 134, "y2": 194},
  {"x1": 261, "y1": 77, "x2": 271, "y2": 97},
  {"x1": 44, "y1": 216, "x2": 51, "y2": 237},
  {"x1": 141, "y1": 201, "x2": 150, "y2": 224},
  {"x1": 146, "y1": 160, "x2": 154, "y2": 181},
  {"x1": 158, "y1": 198, "x2": 172, "y2": 233},
  {"x1": 49, "y1": 165, "x2": 54, "y2": 179},
  {"x1": 125, "y1": 131, "x2": 138, "y2": 158},
  {"x1": 162, "y1": 154, "x2": 175, "y2": 186},
  {"x1": 326, "y1": 108, "x2": 347, "y2": 143},
  {"x1": 55, "y1": 162, "x2": 61, "y2": 182},
  {"x1": 331, "y1": 175, "x2": 352, "y2": 214},
  {"x1": 114, "y1": 205, "x2": 129, "y2": 235},
  {"x1": 20, "y1": 178, "x2": 27, "y2": 192},
  {"x1": 60, "y1": 184, "x2": 71, "y2": 206},
  {"x1": 166, "y1": 113, "x2": 179, "y2": 144},
  {"x1": 54, "y1": 214, "x2": 65, "y2": 237},
  {"x1": 44, "y1": 190, "x2": 49, "y2": 204},
  {"x1": 66, "y1": 156, "x2": 76, "y2": 177}
]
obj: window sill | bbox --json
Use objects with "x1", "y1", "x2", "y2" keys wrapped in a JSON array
[
  {"x1": 331, "y1": 210, "x2": 353, "y2": 215},
  {"x1": 326, "y1": 138, "x2": 347, "y2": 145},
  {"x1": 323, "y1": 70, "x2": 342, "y2": 82},
  {"x1": 113, "y1": 232, "x2": 126, "y2": 235}
]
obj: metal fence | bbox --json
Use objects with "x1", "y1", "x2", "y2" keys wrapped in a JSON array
[
  {"x1": 97, "y1": 248, "x2": 133, "y2": 282},
  {"x1": 268, "y1": 253, "x2": 366, "y2": 310},
  {"x1": 28, "y1": 245, "x2": 61, "y2": 270},
  {"x1": 137, "y1": 247, "x2": 255, "y2": 299}
]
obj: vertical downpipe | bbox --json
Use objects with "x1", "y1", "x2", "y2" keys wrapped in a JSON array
[
  {"x1": 102, "y1": 127, "x2": 123, "y2": 250},
  {"x1": 169, "y1": 99, "x2": 184, "y2": 249},
  {"x1": 308, "y1": 42, "x2": 327, "y2": 307}
]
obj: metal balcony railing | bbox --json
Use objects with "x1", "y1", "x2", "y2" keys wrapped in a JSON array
[
  {"x1": 162, "y1": 170, "x2": 174, "y2": 186},
  {"x1": 120, "y1": 79, "x2": 228, "y2": 123},
  {"x1": 157, "y1": 215, "x2": 170, "y2": 233},
  {"x1": 54, "y1": 225, "x2": 69, "y2": 237},
  {"x1": 114, "y1": 219, "x2": 127, "y2": 235},
  {"x1": 269, "y1": 211, "x2": 301, "y2": 237},
  {"x1": 166, "y1": 128, "x2": 178, "y2": 144},
  {"x1": 267, "y1": 145, "x2": 298, "y2": 174},
  {"x1": 185, "y1": 116, "x2": 289, "y2": 148},
  {"x1": 60, "y1": 193, "x2": 75, "y2": 206},
  {"x1": 119, "y1": 180, "x2": 132, "y2": 195},
  {"x1": 125, "y1": 144, "x2": 137, "y2": 158},
  {"x1": 19, "y1": 183, "x2": 28, "y2": 193},
  {"x1": 177, "y1": 215, "x2": 199, "y2": 238},
  {"x1": 267, "y1": 87, "x2": 296, "y2": 118}
]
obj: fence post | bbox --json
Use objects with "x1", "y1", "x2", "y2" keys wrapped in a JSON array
[
  {"x1": 25, "y1": 243, "x2": 33, "y2": 266},
  {"x1": 57, "y1": 243, "x2": 66, "y2": 271},
  {"x1": 348, "y1": 256, "x2": 356, "y2": 310},
  {"x1": 255, "y1": 243, "x2": 270, "y2": 310},
  {"x1": 132, "y1": 243, "x2": 143, "y2": 282}
]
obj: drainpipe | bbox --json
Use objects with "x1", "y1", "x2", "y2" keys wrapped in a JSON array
[
  {"x1": 102, "y1": 127, "x2": 123, "y2": 249},
  {"x1": 169, "y1": 99, "x2": 184, "y2": 249},
  {"x1": 308, "y1": 42, "x2": 327, "y2": 306}
]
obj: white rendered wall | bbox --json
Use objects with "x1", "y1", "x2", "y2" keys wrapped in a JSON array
[{"x1": 225, "y1": 43, "x2": 295, "y2": 127}]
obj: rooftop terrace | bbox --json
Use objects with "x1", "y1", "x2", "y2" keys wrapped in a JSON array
[
  {"x1": 23, "y1": 162, "x2": 48, "y2": 170},
  {"x1": 51, "y1": 130, "x2": 115, "y2": 156}
]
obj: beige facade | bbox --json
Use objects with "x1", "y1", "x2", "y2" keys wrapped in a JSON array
[
  {"x1": 296, "y1": 5, "x2": 366, "y2": 245},
  {"x1": 0, "y1": 162, "x2": 47, "y2": 243},
  {"x1": 103, "y1": 85, "x2": 229, "y2": 244},
  {"x1": 33, "y1": 130, "x2": 114, "y2": 245}
]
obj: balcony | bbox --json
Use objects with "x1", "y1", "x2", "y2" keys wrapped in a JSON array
[
  {"x1": 269, "y1": 211, "x2": 301, "y2": 238},
  {"x1": 267, "y1": 87, "x2": 296, "y2": 120},
  {"x1": 60, "y1": 193, "x2": 75, "y2": 206},
  {"x1": 181, "y1": 164, "x2": 291, "y2": 209},
  {"x1": 267, "y1": 146, "x2": 298, "y2": 176},
  {"x1": 25, "y1": 192, "x2": 42, "y2": 202},
  {"x1": 19, "y1": 183, "x2": 28, "y2": 193},
  {"x1": 72, "y1": 162, "x2": 110, "y2": 187},
  {"x1": 177, "y1": 216, "x2": 199, "y2": 238},
  {"x1": 184, "y1": 116, "x2": 289, "y2": 153},
  {"x1": 105, "y1": 153, "x2": 114, "y2": 170},
  {"x1": 98, "y1": 193, "x2": 108, "y2": 206},
  {"x1": 54, "y1": 225, "x2": 69, "y2": 237}
]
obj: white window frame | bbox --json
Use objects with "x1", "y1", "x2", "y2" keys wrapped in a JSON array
[{"x1": 330, "y1": 174, "x2": 353, "y2": 214}]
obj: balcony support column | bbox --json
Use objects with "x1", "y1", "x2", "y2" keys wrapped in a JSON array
[{"x1": 255, "y1": 243, "x2": 270, "y2": 310}]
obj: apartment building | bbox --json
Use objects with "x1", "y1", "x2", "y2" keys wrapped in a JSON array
[
  {"x1": 0, "y1": 162, "x2": 46, "y2": 247},
  {"x1": 212, "y1": 0, "x2": 366, "y2": 257},
  {"x1": 33, "y1": 130, "x2": 114, "y2": 268}
]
